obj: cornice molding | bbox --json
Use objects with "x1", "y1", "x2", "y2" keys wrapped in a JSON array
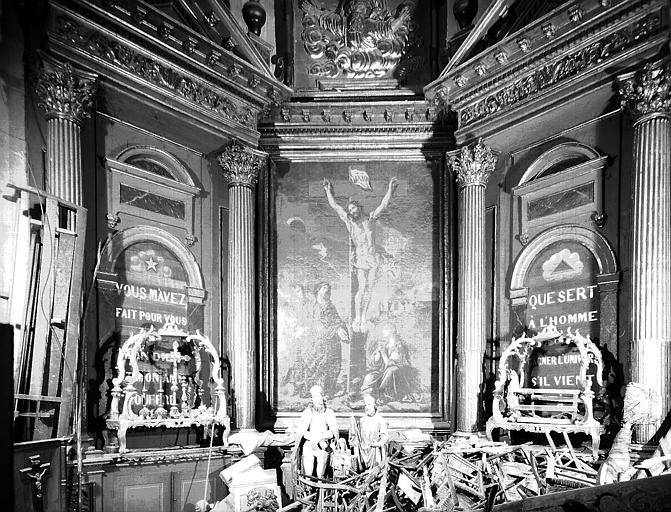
[
  {"x1": 48, "y1": 1, "x2": 291, "y2": 129},
  {"x1": 35, "y1": 51, "x2": 98, "y2": 122},
  {"x1": 425, "y1": 0, "x2": 668, "y2": 130},
  {"x1": 261, "y1": 99, "x2": 447, "y2": 127},
  {"x1": 217, "y1": 141, "x2": 266, "y2": 188},
  {"x1": 51, "y1": 10, "x2": 261, "y2": 131},
  {"x1": 259, "y1": 120, "x2": 454, "y2": 157},
  {"x1": 259, "y1": 97, "x2": 455, "y2": 156},
  {"x1": 77, "y1": 0, "x2": 289, "y2": 104},
  {"x1": 618, "y1": 56, "x2": 671, "y2": 120}
]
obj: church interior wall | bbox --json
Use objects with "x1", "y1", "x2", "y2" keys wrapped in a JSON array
[
  {"x1": 471, "y1": 45, "x2": 667, "y2": 404},
  {"x1": 4, "y1": 0, "x2": 671, "y2": 509}
]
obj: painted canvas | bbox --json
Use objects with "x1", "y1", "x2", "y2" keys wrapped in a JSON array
[{"x1": 274, "y1": 160, "x2": 441, "y2": 414}]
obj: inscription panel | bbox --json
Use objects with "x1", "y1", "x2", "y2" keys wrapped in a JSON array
[{"x1": 524, "y1": 241, "x2": 599, "y2": 339}]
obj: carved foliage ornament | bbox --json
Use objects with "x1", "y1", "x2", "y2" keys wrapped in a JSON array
[
  {"x1": 35, "y1": 54, "x2": 96, "y2": 122},
  {"x1": 299, "y1": 0, "x2": 418, "y2": 79},
  {"x1": 458, "y1": 14, "x2": 662, "y2": 127},
  {"x1": 618, "y1": 58, "x2": 671, "y2": 119},
  {"x1": 217, "y1": 141, "x2": 265, "y2": 187},
  {"x1": 55, "y1": 16, "x2": 260, "y2": 124},
  {"x1": 449, "y1": 138, "x2": 496, "y2": 188}
]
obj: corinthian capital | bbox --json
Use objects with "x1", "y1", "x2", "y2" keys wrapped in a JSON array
[
  {"x1": 217, "y1": 141, "x2": 266, "y2": 187},
  {"x1": 618, "y1": 57, "x2": 671, "y2": 120},
  {"x1": 449, "y1": 139, "x2": 497, "y2": 188},
  {"x1": 35, "y1": 53, "x2": 97, "y2": 123}
]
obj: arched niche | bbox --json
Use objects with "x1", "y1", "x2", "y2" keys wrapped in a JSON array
[
  {"x1": 98, "y1": 226, "x2": 206, "y2": 331},
  {"x1": 509, "y1": 225, "x2": 619, "y2": 351},
  {"x1": 100, "y1": 226, "x2": 205, "y2": 294},
  {"x1": 94, "y1": 226, "x2": 207, "y2": 431}
]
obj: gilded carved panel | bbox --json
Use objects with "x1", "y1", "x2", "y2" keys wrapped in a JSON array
[{"x1": 291, "y1": 0, "x2": 440, "y2": 91}]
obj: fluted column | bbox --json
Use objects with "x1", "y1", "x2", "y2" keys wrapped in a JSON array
[
  {"x1": 35, "y1": 53, "x2": 96, "y2": 206},
  {"x1": 217, "y1": 141, "x2": 266, "y2": 430},
  {"x1": 449, "y1": 139, "x2": 496, "y2": 433},
  {"x1": 618, "y1": 57, "x2": 671, "y2": 443}
]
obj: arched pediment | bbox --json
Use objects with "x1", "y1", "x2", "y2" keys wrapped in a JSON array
[
  {"x1": 511, "y1": 225, "x2": 617, "y2": 291},
  {"x1": 100, "y1": 225, "x2": 204, "y2": 292},
  {"x1": 113, "y1": 145, "x2": 195, "y2": 187},
  {"x1": 520, "y1": 142, "x2": 601, "y2": 184}
]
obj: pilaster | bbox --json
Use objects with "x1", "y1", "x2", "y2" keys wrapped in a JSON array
[
  {"x1": 449, "y1": 139, "x2": 496, "y2": 432},
  {"x1": 217, "y1": 141, "x2": 266, "y2": 430},
  {"x1": 618, "y1": 57, "x2": 671, "y2": 443},
  {"x1": 35, "y1": 53, "x2": 96, "y2": 206}
]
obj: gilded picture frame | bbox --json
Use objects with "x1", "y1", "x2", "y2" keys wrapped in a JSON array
[{"x1": 259, "y1": 155, "x2": 452, "y2": 431}]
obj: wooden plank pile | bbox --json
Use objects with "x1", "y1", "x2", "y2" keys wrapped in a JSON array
[
  {"x1": 284, "y1": 381, "x2": 671, "y2": 512},
  {"x1": 286, "y1": 433, "x2": 614, "y2": 512}
]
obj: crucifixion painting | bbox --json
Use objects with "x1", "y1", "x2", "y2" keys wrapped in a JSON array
[{"x1": 275, "y1": 161, "x2": 439, "y2": 414}]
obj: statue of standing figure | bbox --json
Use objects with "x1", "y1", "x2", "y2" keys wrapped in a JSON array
[
  {"x1": 295, "y1": 385, "x2": 339, "y2": 479},
  {"x1": 352, "y1": 394, "x2": 388, "y2": 469}
]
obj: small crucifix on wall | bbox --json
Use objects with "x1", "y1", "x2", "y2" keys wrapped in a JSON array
[{"x1": 20, "y1": 454, "x2": 50, "y2": 512}]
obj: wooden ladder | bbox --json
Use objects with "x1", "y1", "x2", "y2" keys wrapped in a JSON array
[{"x1": 7, "y1": 183, "x2": 87, "y2": 440}]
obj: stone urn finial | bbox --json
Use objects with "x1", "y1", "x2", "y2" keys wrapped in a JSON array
[
  {"x1": 242, "y1": 0, "x2": 266, "y2": 36},
  {"x1": 453, "y1": 0, "x2": 478, "y2": 30}
]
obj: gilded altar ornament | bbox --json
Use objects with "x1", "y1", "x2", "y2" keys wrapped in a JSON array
[{"x1": 299, "y1": 0, "x2": 416, "y2": 79}]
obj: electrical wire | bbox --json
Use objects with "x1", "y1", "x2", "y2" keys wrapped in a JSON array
[
  {"x1": 201, "y1": 391, "x2": 220, "y2": 509},
  {"x1": 75, "y1": 239, "x2": 106, "y2": 512}
]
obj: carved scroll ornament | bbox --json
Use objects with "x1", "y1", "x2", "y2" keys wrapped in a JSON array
[{"x1": 299, "y1": 0, "x2": 416, "y2": 79}]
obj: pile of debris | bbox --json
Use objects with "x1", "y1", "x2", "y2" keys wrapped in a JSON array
[
  {"x1": 290, "y1": 435, "x2": 602, "y2": 511},
  {"x1": 284, "y1": 383, "x2": 671, "y2": 512}
]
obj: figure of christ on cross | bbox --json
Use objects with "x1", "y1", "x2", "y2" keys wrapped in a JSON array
[
  {"x1": 322, "y1": 176, "x2": 398, "y2": 332},
  {"x1": 165, "y1": 340, "x2": 191, "y2": 416}
]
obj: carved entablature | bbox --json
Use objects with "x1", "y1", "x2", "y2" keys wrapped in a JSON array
[
  {"x1": 47, "y1": 1, "x2": 291, "y2": 143},
  {"x1": 424, "y1": 0, "x2": 669, "y2": 132},
  {"x1": 298, "y1": 0, "x2": 418, "y2": 81},
  {"x1": 262, "y1": 99, "x2": 445, "y2": 126},
  {"x1": 259, "y1": 98, "x2": 453, "y2": 159}
]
